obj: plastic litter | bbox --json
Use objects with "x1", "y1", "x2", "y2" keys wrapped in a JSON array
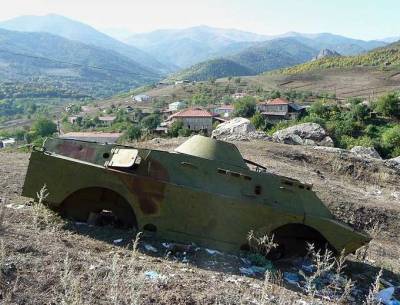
[
  {"x1": 239, "y1": 267, "x2": 255, "y2": 276},
  {"x1": 375, "y1": 287, "x2": 399, "y2": 305},
  {"x1": 113, "y1": 238, "x2": 123, "y2": 244},
  {"x1": 284, "y1": 272, "x2": 301, "y2": 285},
  {"x1": 144, "y1": 270, "x2": 166, "y2": 281},
  {"x1": 144, "y1": 244, "x2": 158, "y2": 253},
  {"x1": 205, "y1": 248, "x2": 222, "y2": 255}
]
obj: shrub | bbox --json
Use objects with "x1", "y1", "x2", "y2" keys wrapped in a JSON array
[
  {"x1": 250, "y1": 112, "x2": 265, "y2": 130},
  {"x1": 233, "y1": 96, "x2": 256, "y2": 118},
  {"x1": 31, "y1": 117, "x2": 57, "y2": 137},
  {"x1": 374, "y1": 92, "x2": 400, "y2": 118},
  {"x1": 125, "y1": 126, "x2": 142, "y2": 141}
]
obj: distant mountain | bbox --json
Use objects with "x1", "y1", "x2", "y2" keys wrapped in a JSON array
[
  {"x1": 125, "y1": 25, "x2": 267, "y2": 68},
  {"x1": 381, "y1": 36, "x2": 400, "y2": 43},
  {"x1": 0, "y1": 14, "x2": 171, "y2": 74},
  {"x1": 0, "y1": 28, "x2": 160, "y2": 97},
  {"x1": 282, "y1": 32, "x2": 386, "y2": 55},
  {"x1": 169, "y1": 38, "x2": 319, "y2": 81},
  {"x1": 312, "y1": 49, "x2": 341, "y2": 61},
  {"x1": 229, "y1": 38, "x2": 318, "y2": 74},
  {"x1": 280, "y1": 41, "x2": 400, "y2": 75},
  {"x1": 170, "y1": 58, "x2": 255, "y2": 81},
  {"x1": 125, "y1": 26, "x2": 387, "y2": 69}
]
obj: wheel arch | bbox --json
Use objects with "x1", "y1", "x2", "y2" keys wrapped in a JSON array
[{"x1": 58, "y1": 185, "x2": 140, "y2": 228}]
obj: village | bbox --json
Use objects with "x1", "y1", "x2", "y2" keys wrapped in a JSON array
[{"x1": 57, "y1": 89, "x2": 308, "y2": 144}]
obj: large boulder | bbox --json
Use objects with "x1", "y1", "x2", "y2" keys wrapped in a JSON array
[
  {"x1": 212, "y1": 117, "x2": 270, "y2": 141},
  {"x1": 385, "y1": 156, "x2": 400, "y2": 171},
  {"x1": 272, "y1": 123, "x2": 334, "y2": 147},
  {"x1": 350, "y1": 146, "x2": 382, "y2": 159}
]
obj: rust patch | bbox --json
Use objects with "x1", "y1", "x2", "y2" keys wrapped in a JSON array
[
  {"x1": 113, "y1": 160, "x2": 169, "y2": 215},
  {"x1": 56, "y1": 142, "x2": 96, "y2": 162},
  {"x1": 148, "y1": 159, "x2": 170, "y2": 181}
]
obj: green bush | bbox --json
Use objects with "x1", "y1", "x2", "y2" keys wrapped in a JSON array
[
  {"x1": 374, "y1": 92, "x2": 400, "y2": 118},
  {"x1": 250, "y1": 112, "x2": 265, "y2": 130},
  {"x1": 233, "y1": 96, "x2": 256, "y2": 118}
]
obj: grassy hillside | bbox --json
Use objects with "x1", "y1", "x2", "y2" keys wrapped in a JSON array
[
  {"x1": 281, "y1": 41, "x2": 400, "y2": 75},
  {"x1": 169, "y1": 58, "x2": 255, "y2": 81},
  {"x1": 0, "y1": 28, "x2": 160, "y2": 98}
]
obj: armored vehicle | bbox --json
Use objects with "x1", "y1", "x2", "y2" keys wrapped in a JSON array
[{"x1": 22, "y1": 135, "x2": 370, "y2": 255}]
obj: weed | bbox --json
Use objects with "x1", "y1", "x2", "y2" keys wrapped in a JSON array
[
  {"x1": 247, "y1": 230, "x2": 278, "y2": 257},
  {"x1": 363, "y1": 269, "x2": 382, "y2": 305},
  {"x1": 0, "y1": 198, "x2": 6, "y2": 229}
]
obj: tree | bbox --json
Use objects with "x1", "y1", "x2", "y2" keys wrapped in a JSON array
[
  {"x1": 250, "y1": 112, "x2": 265, "y2": 130},
  {"x1": 125, "y1": 125, "x2": 142, "y2": 141},
  {"x1": 233, "y1": 96, "x2": 256, "y2": 118},
  {"x1": 168, "y1": 120, "x2": 184, "y2": 137},
  {"x1": 191, "y1": 93, "x2": 209, "y2": 106},
  {"x1": 31, "y1": 117, "x2": 57, "y2": 137},
  {"x1": 374, "y1": 92, "x2": 400, "y2": 118},
  {"x1": 382, "y1": 125, "x2": 400, "y2": 150},
  {"x1": 141, "y1": 113, "x2": 161, "y2": 130}
]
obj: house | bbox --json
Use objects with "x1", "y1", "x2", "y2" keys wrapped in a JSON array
[
  {"x1": 68, "y1": 116, "x2": 81, "y2": 124},
  {"x1": 231, "y1": 92, "x2": 247, "y2": 99},
  {"x1": 133, "y1": 94, "x2": 152, "y2": 102},
  {"x1": 168, "y1": 108, "x2": 213, "y2": 134},
  {"x1": 98, "y1": 116, "x2": 116, "y2": 125},
  {"x1": 257, "y1": 98, "x2": 306, "y2": 122},
  {"x1": 174, "y1": 80, "x2": 190, "y2": 85},
  {"x1": 0, "y1": 138, "x2": 16, "y2": 148},
  {"x1": 168, "y1": 101, "x2": 186, "y2": 112},
  {"x1": 59, "y1": 132, "x2": 122, "y2": 144},
  {"x1": 213, "y1": 104, "x2": 234, "y2": 118}
]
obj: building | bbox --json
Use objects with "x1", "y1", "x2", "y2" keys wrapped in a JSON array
[
  {"x1": 231, "y1": 92, "x2": 247, "y2": 99},
  {"x1": 168, "y1": 108, "x2": 213, "y2": 134},
  {"x1": 174, "y1": 80, "x2": 190, "y2": 85},
  {"x1": 133, "y1": 94, "x2": 152, "y2": 102},
  {"x1": 98, "y1": 116, "x2": 116, "y2": 125},
  {"x1": 168, "y1": 101, "x2": 186, "y2": 112},
  {"x1": 59, "y1": 132, "x2": 122, "y2": 144},
  {"x1": 68, "y1": 116, "x2": 81, "y2": 124},
  {"x1": 257, "y1": 98, "x2": 306, "y2": 122},
  {"x1": 0, "y1": 138, "x2": 16, "y2": 148},
  {"x1": 213, "y1": 104, "x2": 234, "y2": 118}
]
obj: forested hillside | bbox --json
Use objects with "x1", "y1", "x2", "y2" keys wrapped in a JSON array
[{"x1": 0, "y1": 28, "x2": 160, "y2": 98}]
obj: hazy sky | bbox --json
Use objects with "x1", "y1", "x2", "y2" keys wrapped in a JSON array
[{"x1": 0, "y1": 0, "x2": 398, "y2": 40}]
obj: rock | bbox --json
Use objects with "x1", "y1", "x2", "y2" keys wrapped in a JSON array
[
  {"x1": 272, "y1": 123, "x2": 334, "y2": 147},
  {"x1": 212, "y1": 117, "x2": 270, "y2": 141},
  {"x1": 313, "y1": 146, "x2": 345, "y2": 153},
  {"x1": 385, "y1": 156, "x2": 400, "y2": 171},
  {"x1": 350, "y1": 146, "x2": 382, "y2": 159},
  {"x1": 312, "y1": 48, "x2": 341, "y2": 61}
]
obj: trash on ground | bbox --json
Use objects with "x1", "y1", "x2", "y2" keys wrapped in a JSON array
[
  {"x1": 239, "y1": 265, "x2": 271, "y2": 276},
  {"x1": 113, "y1": 239, "x2": 123, "y2": 244},
  {"x1": 284, "y1": 272, "x2": 301, "y2": 285},
  {"x1": 5, "y1": 204, "x2": 24, "y2": 209},
  {"x1": 144, "y1": 270, "x2": 167, "y2": 281},
  {"x1": 205, "y1": 248, "x2": 223, "y2": 255},
  {"x1": 144, "y1": 244, "x2": 158, "y2": 253},
  {"x1": 375, "y1": 287, "x2": 400, "y2": 305}
]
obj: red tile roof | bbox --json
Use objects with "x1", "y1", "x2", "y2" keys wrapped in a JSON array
[
  {"x1": 266, "y1": 98, "x2": 290, "y2": 105},
  {"x1": 170, "y1": 108, "x2": 212, "y2": 119}
]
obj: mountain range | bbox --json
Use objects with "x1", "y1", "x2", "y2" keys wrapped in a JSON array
[
  {"x1": 0, "y1": 28, "x2": 160, "y2": 98},
  {"x1": 0, "y1": 14, "x2": 397, "y2": 97}
]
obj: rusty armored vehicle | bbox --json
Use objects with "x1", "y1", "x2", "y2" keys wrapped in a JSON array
[{"x1": 22, "y1": 135, "x2": 370, "y2": 256}]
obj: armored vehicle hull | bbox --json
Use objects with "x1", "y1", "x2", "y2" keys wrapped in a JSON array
[{"x1": 22, "y1": 135, "x2": 370, "y2": 255}]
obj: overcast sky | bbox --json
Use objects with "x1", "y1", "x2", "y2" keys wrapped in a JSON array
[{"x1": 0, "y1": 0, "x2": 398, "y2": 40}]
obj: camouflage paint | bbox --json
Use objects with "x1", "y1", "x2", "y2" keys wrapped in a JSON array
[{"x1": 22, "y1": 135, "x2": 370, "y2": 255}]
